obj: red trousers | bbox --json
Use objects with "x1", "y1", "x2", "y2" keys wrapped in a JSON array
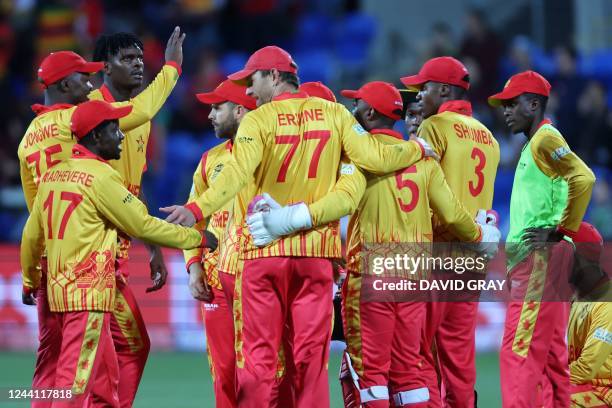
[
  {"x1": 421, "y1": 301, "x2": 479, "y2": 408},
  {"x1": 204, "y1": 272, "x2": 238, "y2": 408},
  {"x1": 32, "y1": 259, "x2": 63, "y2": 408},
  {"x1": 343, "y1": 272, "x2": 429, "y2": 407},
  {"x1": 52, "y1": 311, "x2": 119, "y2": 407},
  {"x1": 500, "y1": 244, "x2": 573, "y2": 408},
  {"x1": 235, "y1": 257, "x2": 333, "y2": 408},
  {"x1": 92, "y1": 259, "x2": 150, "y2": 407}
]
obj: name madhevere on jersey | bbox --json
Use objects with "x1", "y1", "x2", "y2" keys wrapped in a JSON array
[{"x1": 277, "y1": 109, "x2": 324, "y2": 126}]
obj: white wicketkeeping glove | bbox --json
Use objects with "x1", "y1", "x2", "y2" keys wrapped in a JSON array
[
  {"x1": 246, "y1": 193, "x2": 313, "y2": 247},
  {"x1": 474, "y1": 209, "x2": 501, "y2": 259},
  {"x1": 414, "y1": 137, "x2": 440, "y2": 160}
]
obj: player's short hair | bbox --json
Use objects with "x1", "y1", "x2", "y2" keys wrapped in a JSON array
[
  {"x1": 259, "y1": 69, "x2": 300, "y2": 88},
  {"x1": 93, "y1": 33, "x2": 144, "y2": 62},
  {"x1": 448, "y1": 84, "x2": 468, "y2": 100},
  {"x1": 522, "y1": 92, "x2": 549, "y2": 111}
]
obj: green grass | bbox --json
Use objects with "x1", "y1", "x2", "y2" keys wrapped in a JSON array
[{"x1": 0, "y1": 351, "x2": 501, "y2": 407}]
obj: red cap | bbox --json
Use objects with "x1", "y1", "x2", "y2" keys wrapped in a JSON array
[
  {"x1": 488, "y1": 70, "x2": 551, "y2": 107},
  {"x1": 228, "y1": 46, "x2": 297, "y2": 81},
  {"x1": 70, "y1": 100, "x2": 133, "y2": 139},
  {"x1": 38, "y1": 51, "x2": 104, "y2": 88},
  {"x1": 572, "y1": 222, "x2": 603, "y2": 262},
  {"x1": 299, "y1": 81, "x2": 336, "y2": 102},
  {"x1": 196, "y1": 80, "x2": 257, "y2": 110},
  {"x1": 400, "y1": 56, "x2": 470, "y2": 91},
  {"x1": 341, "y1": 81, "x2": 403, "y2": 120}
]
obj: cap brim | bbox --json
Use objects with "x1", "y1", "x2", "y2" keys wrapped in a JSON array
[
  {"x1": 340, "y1": 90, "x2": 359, "y2": 99},
  {"x1": 195, "y1": 92, "x2": 227, "y2": 105},
  {"x1": 228, "y1": 69, "x2": 255, "y2": 82},
  {"x1": 400, "y1": 75, "x2": 426, "y2": 91},
  {"x1": 79, "y1": 61, "x2": 104, "y2": 74},
  {"x1": 487, "y1": 89, "x2": 521, "y2": 107},
  {"x1": 107, "y1": 105, "x2": 133, "y2": 120}
]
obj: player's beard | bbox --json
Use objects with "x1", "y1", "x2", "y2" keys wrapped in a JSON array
[{"x1": 217, "y1": 116, "x2": 239, "y2": 140}]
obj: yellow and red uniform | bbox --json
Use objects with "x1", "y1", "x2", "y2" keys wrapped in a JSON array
[
  {"x1": 184, "y1": 91, "x2": 424, "y2": 408},
  {"x1": 183, "y1": 140, "x2": 236, "y2": 289},
  {"x1": 417, "y1": 100, "x2": 500, "y2": 407},
  {"x1": 343, "y1": 128, "x2": 481, "y2": 407},
  {"x1": 18, "y1": 62, "x2": 181, "y2": 212},
  {"x1": 186, "y1": 92, "x2": 425, "y2": 259},
  {"x1": 21, "y1": 145, "x2": 203, "y2": 307},
  {"x1": 568, "y1": 283, "x2": 612, "y2": 407},
  {"x1": 20, "y1": 144, "x2": 202, "y2": 402},
  {"x1": 87, "y1": 64, "x2": 181, "y2": 407}
]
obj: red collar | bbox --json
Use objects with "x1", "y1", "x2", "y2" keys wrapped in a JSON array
[
  {"x1": 31, "y1": 103, "x2": 74, "y2": 116},
  {"x1": 225, "y1": 139, "x2": 233, "y2": 153},
  {"x1": 536, "y1": 118, "x2": 552, "y2": 131},
  {"x1": 72, "y1": 144, "x2": 109, "y2": 163},
  {"x1": 272, "y1": 90, "x2": 309, "y2": 101},
  {"x1": 371, "y1": 128, "x2": 404, "y2": 140},
  {"x1": 437, "y1": 100, "x2": 473, "y2": 116},
  {"x1": 99, "y1": 84, "x2": 116, "y2": 102}
]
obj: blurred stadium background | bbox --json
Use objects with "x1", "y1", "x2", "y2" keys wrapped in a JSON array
[{"x1": 0, "y1": 0, "x2": 610, "y2": 406}]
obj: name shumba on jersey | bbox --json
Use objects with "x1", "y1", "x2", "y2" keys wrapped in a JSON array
[{"x1": 417, "y1": 101, "x2": 500, "y2": 241}]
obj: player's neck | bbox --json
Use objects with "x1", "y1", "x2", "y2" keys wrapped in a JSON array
[
  {"x1": 272, "y1": 82, "x2": 297, "y2": 98},
  {"x1": 526, "y1": 114, "x2": 545, "y2": 139},
  {"x1": 44, "y1": 91, "x2": 74, "y2": 106},
  {"x1": 103, "y1": 78, "x2": 137, "y2": 102}
]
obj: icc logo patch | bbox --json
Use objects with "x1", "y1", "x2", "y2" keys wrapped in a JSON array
[{"x1": 210, "y1": 163, "x2": 224, "y2": 181}]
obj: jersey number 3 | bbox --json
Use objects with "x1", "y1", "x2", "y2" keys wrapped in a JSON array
[
  {"x1": 469, "y1": 147, "x2": 486, "y2": 197},
  {"x1": 275, "y1": 130, "x2": 330, "y2": 182}
]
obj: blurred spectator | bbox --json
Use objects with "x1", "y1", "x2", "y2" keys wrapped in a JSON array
[
  {"x1": 459, "y1": 8, "x2": 503, "y2": 104},
  {"x1": 500, "y1": 36, "x2": 533, "y2": 81},
  {"x1": 576, "y1": 80, "x2": 612, "y2": 167},
  {"x1": 589, "y1": 179, "x2": 612, "y2": 240},
  {"x1": 425, "y1": 22, "x2": 456, "y2": 60},
  {"x1": 549, "y1": 45, "x2": 585, "y2": 148}
]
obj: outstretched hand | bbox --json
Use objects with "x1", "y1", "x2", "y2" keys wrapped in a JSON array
[
  {"x1": 164, "y1": 26, "x2": 186, "y2": 66},
  {"x1": 159, "y1": 205, "x2": 196, "y2": 227}
]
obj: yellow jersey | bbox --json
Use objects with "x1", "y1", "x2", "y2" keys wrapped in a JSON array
[
  {"x1": 186, "y1": 91, "x2": 425, "y2": 259},
  {"x1": 183, "y1": 140, "x2": 237, "y2": 289},
  {"x1": 418, "y1": 100, "x2": 500, "y2": 241},
  {"x1": 346, "y1": 128, "x2": 481, "y2": 274},
  {"x1": 18, "y1": 62, "x2": 181, "y2": 213},
  {"x1": 21, "y1": 144, "x2": 203, "y2": 312},
  {"x1": 568, "y1": 281, "x2": 612, "y2": 389}
]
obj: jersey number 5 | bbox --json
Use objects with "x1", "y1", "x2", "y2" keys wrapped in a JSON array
[
  {"x1": 469, "y1": 147, "x2": 486, "y2": 197},
  {"x1": 42, "y1": 191, "x2": 84, "y2": 239},
  {"x1": 395, "y1": 166, "x2": 419, "y2": 212},
  {"x1": 275, "y1": 130, "x2": 331, "y2": 182}
]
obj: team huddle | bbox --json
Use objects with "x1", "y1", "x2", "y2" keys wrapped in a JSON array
[{"x1": 17, "y1": 25, "x2": 610, "y2": 408}]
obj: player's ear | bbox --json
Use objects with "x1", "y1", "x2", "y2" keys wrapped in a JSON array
[
  {"x1": 439, "y1": 83, "x2": 450, "y2": 98},
  {"x1": 366, "y1": 107, "x2": 376, "y2": 121},
  {"x1": 103, "y1": 60, "x2": 112, "y2": 76},
  {"x1": 271, "y1": 68, "x2": 281, "y2": 85}
]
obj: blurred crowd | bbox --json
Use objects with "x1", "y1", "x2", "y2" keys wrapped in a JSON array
[{"x1": 0, "y1": 0, "x2": 610, "y2": 241}]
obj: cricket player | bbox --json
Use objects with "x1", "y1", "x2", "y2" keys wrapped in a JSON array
[
  {"x1": 89, "y1": 31, "x2": 185, "y2": 406},
  {"x1": 488, "y1": 70, "x2": 595, "y2": 407},
  {"x1": 160, "y1": 45, "x2": 437, "y2": 407},
  {"x1": 330, "y1": 81, "x2": 499, "y2": 407},
  {"x1": 20, "y1": 100, "x2": 215, "y2": 406},
  {"x1": 182, "y1": 79, "x2": 257, "y2": 408},
  {"x1": 401, "y1": 56, "x2": 501, "y2": 407},
  {"x1": 566, "y1": 222, "x2": 611, "y2": 408},
  {"x1": 18, "y1": 28, "x2": 185, "y2": 404}
]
